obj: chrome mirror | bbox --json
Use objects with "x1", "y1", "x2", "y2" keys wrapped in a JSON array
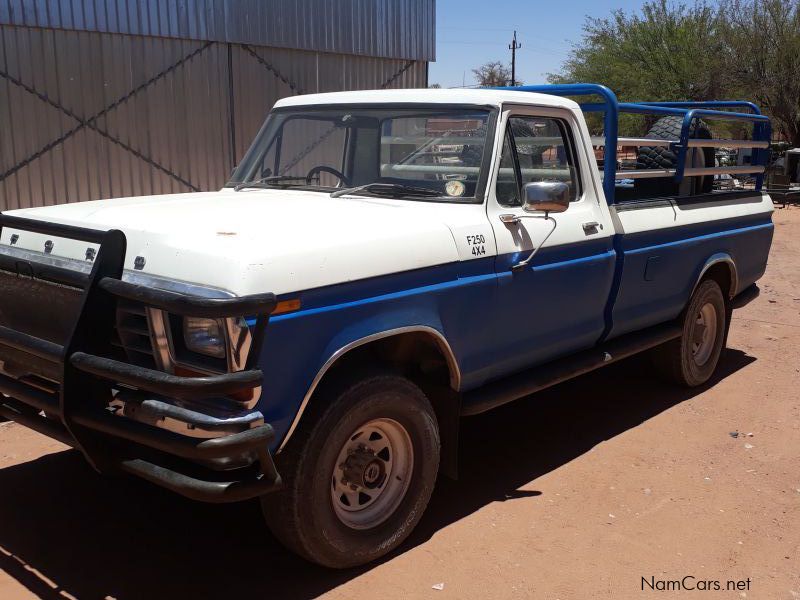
[
  {"x1": 498, "y1": 181, "x2": 570, "y2": 273},
  {"x1": 522, "y1": 181, "x2": 570, "y2": 214}
]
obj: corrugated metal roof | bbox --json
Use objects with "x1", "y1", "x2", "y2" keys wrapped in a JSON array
[{"x1": 0, "y1": 0, "x2": 435, "y2": 60}]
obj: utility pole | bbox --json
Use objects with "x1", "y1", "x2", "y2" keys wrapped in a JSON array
[{"x1": 508, "y1": 30, "x2": 521, "y2": 86}]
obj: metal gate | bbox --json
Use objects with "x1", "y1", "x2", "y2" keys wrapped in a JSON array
[{"x1": 0, "y1": 1, "x2": 432, "y2": 210}]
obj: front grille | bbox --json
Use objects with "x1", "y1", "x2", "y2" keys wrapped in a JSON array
[
  {"x1": 0, "y1": 269, "x2": 158, "y2": 375},
  {"x1": 0, "y1": 268, "x2": 82, "y2": 344},
  {"x1": 113, "y1": 301, "x2": 157, "y2": 370}
]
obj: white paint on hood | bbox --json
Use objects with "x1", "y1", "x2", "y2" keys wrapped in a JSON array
[{"x1": 1, "y1": 189, "x2": 488, "y2": 296}]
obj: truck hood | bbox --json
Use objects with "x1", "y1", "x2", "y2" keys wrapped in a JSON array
[{"x1": 1, "y1": 189, "x2": 462, "y2": 296}]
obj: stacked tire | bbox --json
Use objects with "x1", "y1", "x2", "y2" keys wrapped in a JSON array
[{"x1": 635, "y1": 116, "x2": 716, "y2": 197}]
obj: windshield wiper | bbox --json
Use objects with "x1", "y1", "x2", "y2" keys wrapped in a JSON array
[
  {"x1": 330, "y1": 182, "x2": 441, "y2": 199},
  {"x1": 234, "y1": 176, "x2": 308, "y2": 191}
]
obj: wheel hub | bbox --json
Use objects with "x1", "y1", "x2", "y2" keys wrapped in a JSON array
[
  {"x1": 331, "y1": 418, "x2": 414, "y2": 530},
  {"x1": 341, "y1": 447, "x2": 386, "y2": 490},
  {"x1": 691, "y1": 302, "x2": 718, "y2": 366}
]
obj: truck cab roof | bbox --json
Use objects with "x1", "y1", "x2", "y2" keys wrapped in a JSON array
[{"x1": 273, "y1": 88, "x2": 581, "y2": 110}]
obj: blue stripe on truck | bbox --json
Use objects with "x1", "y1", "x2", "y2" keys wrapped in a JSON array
[
  {"x1": 255, "y1": 214, "x2": 772, "y2": 449},
  {"x1": 609, "y1": 216, "x2": 774, "y2": 339},
  {"x1": 256, "y1": 238, "x2": 616, "y2": 448}
]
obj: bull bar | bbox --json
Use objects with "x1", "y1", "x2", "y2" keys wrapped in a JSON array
[{"x1": 0, "y1": 213, "x2": 282, "y2": 503}]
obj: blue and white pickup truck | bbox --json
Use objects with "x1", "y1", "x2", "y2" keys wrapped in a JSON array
[{"x1": 0, "y1": 84, "x2": 774, "y2": 567}]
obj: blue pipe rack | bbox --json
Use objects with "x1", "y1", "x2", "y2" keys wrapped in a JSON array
[{"x1": 497, "y1": 84, "x2": 771, "y2": 204}]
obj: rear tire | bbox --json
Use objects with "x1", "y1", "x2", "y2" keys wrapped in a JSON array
[
  {"x1": 262, "y1": 373, "x2": 440, "y2": 568},
  {"x1": 652, "y1": 279, "x2": 727, "y2": 387}
]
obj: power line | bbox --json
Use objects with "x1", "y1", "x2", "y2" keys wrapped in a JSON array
[
  {"x1": 439, "y1": 26, "x2": 517, "y2": 32},
  {"x1": 438, "y1": 39, "x2": 570, "y2": 58},
  {"x1": 439, "y1": 40, "x2": 512, "y2": 45},
  {"x1": 519, "y1": 45, "x2": 571, "y2": 58}
]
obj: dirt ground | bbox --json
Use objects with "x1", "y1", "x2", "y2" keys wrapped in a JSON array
[{"x1": 1, "y1": 207, "x2": 799, "y2": 600}]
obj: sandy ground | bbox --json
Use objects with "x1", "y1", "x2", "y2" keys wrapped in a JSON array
[{"x1": 1, "y1": 207, "x2": 799, "y2": 600}]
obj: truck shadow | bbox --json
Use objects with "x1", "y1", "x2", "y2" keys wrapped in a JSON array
[{"x1": 0, "y1": 349, "x2": 755, "y2": 599}]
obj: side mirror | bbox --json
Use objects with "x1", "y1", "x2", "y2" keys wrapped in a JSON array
[{"x1": 522, "y1": 181, "x2": 570, "y2": 214}]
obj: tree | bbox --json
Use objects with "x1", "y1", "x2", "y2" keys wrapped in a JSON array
[
  {"x1": 472, "y1": 61, "x2": 513, "y2": 87},
  {"x1": 722, "y1": 0, "x2": 800, "y2": 145},
  {"x1": 548, "y1": 0, "x2": 800, "y2": 140},
  {"x1": 549, "y1": 0, "x2": 726, "y2": 102},
  {"x1": 429, "y1": 83, "x2": 442, "y2": 88}
]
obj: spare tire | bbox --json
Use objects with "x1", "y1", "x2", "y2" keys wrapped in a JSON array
[{"x1": 635, "y1": 116, "x2": 715, "y2": 198}]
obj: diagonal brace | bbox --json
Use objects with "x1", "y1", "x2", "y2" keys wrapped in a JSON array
[
  {"x1": 0, "y1": 42, "x2": 213, "y2": 190},
  {"x1": 240, "y1": 44, "x2": 306, "y2": 95}
]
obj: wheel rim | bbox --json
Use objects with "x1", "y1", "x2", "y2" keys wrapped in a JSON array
[
  {"x1": 691, "y1": 302, "x2": 718, "y2": 366},
  {"x1": 331, "y1": 418, "x2": 414, "y2": 530}
]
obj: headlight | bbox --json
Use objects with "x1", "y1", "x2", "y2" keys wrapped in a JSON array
[{"x1": 183, "y1": 317, "x2": 226, "y2": 359}]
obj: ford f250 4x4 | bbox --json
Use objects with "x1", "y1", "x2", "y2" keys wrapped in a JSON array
[{"x1": 0, "y1": 85, "x2": 773, "y2": 567}]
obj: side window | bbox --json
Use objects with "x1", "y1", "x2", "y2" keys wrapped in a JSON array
[{"x1": 496, "y1": 116, "x2": 580, "y2": 207}]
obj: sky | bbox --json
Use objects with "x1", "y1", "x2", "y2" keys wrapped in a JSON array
[{"x1": 429, "y1": 0, "x2": 649, "y2": 88}]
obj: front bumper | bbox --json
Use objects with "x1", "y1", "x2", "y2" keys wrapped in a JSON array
[{"x1": 0, "y1": 214, "x2": 282, "y2": 503}]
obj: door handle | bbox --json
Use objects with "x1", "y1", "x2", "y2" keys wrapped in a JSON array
[{"x1": 582, "y1": 221, "x2": 602, "y2": 234}]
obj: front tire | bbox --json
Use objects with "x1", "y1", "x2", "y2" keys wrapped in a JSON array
[
  {"x1": 653, "y1": 279, "x2": 728, "y2": 387},
  {"x1": 262, "y1": 373, "x2": 440, "y2": 568}
]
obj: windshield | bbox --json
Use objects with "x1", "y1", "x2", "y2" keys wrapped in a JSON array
[{"x1": 228, "y1": 105, "x2": 495, "y2": 201}]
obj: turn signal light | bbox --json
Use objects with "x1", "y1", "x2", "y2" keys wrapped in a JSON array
[{"x1": 273, "y1": 298, "x2": 302, "y2": 315}]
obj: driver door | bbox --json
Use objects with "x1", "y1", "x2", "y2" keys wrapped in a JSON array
[{"x1": 485, "y1": 106, "x2": 616, "y2": 378}]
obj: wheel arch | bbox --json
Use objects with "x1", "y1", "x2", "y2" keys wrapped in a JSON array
[
  {"x1": 692, "y1": 253, "x2": 738, "y2": 301},
  {"x1": 277, "y1": 326, "x2": 461, "y2": 454}
]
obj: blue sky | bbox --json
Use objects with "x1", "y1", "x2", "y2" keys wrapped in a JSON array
[{"x1": 429, "y1": 0, "x2": 650, "y2": 88}]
